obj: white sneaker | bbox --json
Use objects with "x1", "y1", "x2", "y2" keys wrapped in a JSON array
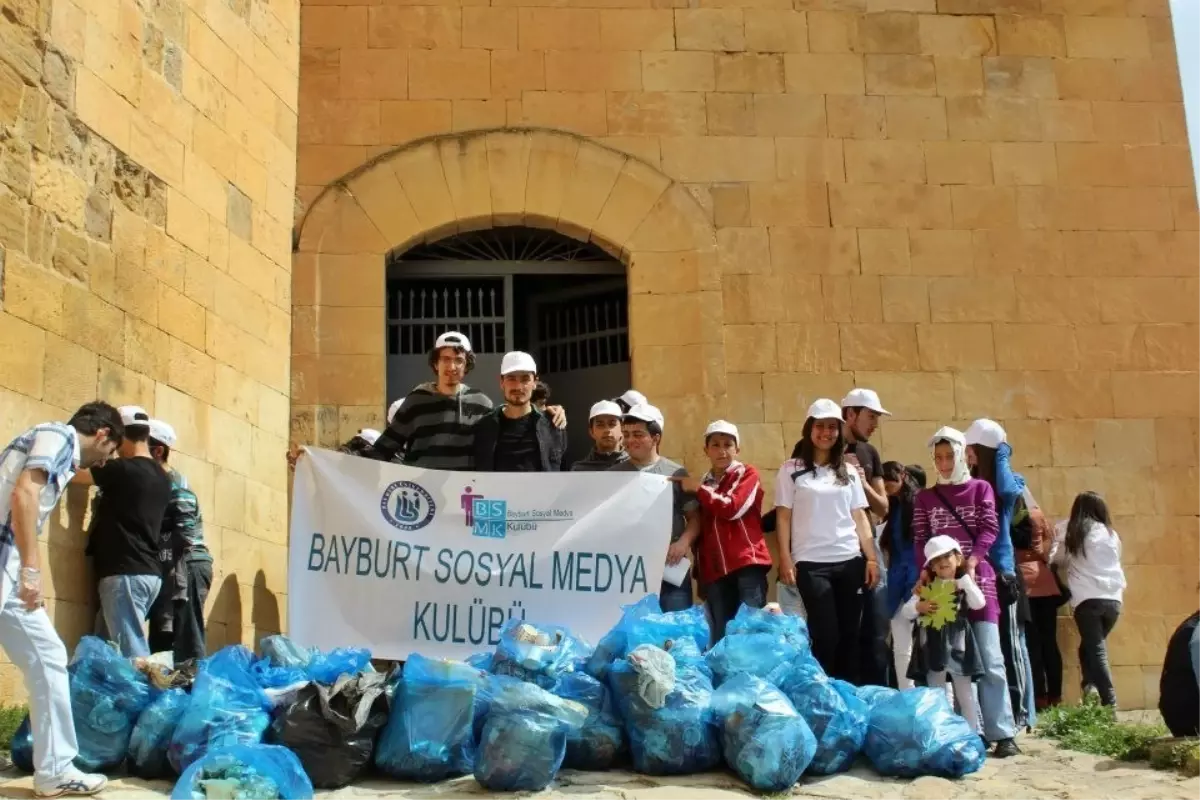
[{"x1": 33, "y1": 766, "x2": 107, "y2": 798}]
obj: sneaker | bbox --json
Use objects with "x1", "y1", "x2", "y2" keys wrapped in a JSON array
[
  {"x1": 993, "y1": 738, "x2": 1022, "y2": 759},
  {"x1": 33, "y1": 766, "x2": 107, "y2": 798}
]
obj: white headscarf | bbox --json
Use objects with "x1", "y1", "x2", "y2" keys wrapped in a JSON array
[{"x1": 928, "y1": 426, "x2": 971, "y2": 485}]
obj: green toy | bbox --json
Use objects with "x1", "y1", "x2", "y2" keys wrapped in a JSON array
[{"x1": 917, "y1": 579, "x2": 959, "y2": 631}]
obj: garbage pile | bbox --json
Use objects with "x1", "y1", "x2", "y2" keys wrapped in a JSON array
[{"x1": 8, "y1": 597, "x2": 986, "y2": 797}]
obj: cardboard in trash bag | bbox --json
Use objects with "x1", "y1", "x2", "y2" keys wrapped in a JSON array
[
  {"x1": 170, "y1": 743, "x2": 313, "y2": 800},
  {"x1": 864, "y1": 687, "x2": 987, "y2": 779},
  {"x1": 712, "y1": 673, "x2": 817, "y2": 792}
]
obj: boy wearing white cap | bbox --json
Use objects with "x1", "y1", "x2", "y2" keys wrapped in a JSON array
[
  {"x1": 570, "y1": 400, "x2": 629, "y2": 472},
  {"x1": 609, "y1": 404, "x2": 700, "y2": 612},
  {"x1": 671, "y1": 421, "x2": 771, "y2": 643},
  {"x1": 473, "y1": 352, "x2": 567, "y2": 472},
  {"x1": 614, "y1": 389, "x2": 648, "y2": 414},
  {"x1": 74, "y1": 407, "x2": 172, "y2": 659}
]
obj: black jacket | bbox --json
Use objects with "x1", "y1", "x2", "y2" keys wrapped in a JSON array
[
  {"x1": 1160, "y1": 611, "x2": 1200, "y2": 737},
  {"x1": 472, "y1": 407, "x2": 566, "y2": 472}
]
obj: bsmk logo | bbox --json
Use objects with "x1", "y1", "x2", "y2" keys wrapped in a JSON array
[
  {"x1": 380, "y1": 481, "x2": 436, "y2": 531},
  {"x1": 461, "y1": 485, "x2": 506, "y2": 539}
]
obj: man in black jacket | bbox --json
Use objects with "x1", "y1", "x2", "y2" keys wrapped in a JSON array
[
  {"x1": 1160, "y1": 611, "x2": 1199, "y2": 737},
  {"x1": 473, "y1": 351, "x2": 566, "y2": 472}
]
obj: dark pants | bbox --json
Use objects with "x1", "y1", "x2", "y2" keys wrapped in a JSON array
[
  {"x1": 175, "y1": 560, "x2": 213, "y2": 662},
  {"x1": 795, "y1": 556, "x2": 865, "y2": 684},
  {"x1": 858, "y1": 584, "x2": 891, "y2": 686},
  {"x1": 704, "y1": 565, "x2": 769, "y2": 645},
  {"x1": 659, "y1": 573, "x2": 693, "y2": 613},
  {"x1": 148, "y1": 583, "x2": 176, "y2": 656},
  {"x1": 1027, "y1": 596, "x2": 1063, "y2": 701},
  {"x1": 1074, "y1": 599, "x2": 1121, "y2": 706}
]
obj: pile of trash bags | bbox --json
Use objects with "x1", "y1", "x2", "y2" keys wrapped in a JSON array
[{"x1": 7, "y1": 596, "x2": 989, "y2": 796}]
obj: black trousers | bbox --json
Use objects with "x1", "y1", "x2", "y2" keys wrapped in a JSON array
[
  {"x1": 175, "y1": 560, "x2": 213, "y2": 662},
  {"x1": 1027, "y1": 596, "x2": 1063, "y2": 700},
  {"x1": 704, "y1": 565, "x2": 769, "y2": 645},
  {"x1": 795, "y1": 556, "x2": 866, "y2": 684},
  {"x1": 659, "y1": 573, "x2": 693, "y2": 613},
  {"x1": 1075, "y1": 599, "x2": 1121, "y2": 706}
]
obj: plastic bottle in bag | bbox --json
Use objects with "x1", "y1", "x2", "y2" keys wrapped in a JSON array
[
  {"x1": 128, "y1": 688, "x2": 190, "y2": 779},
  {"x1": 169, "y1": 743, "x2": 313, "y2": 799},
  {"x1": 712, "y1": 673, "x2": 817, "y2": 792},
  {"x1": 864, "y1": 687, "x2": 987, "y2": 778},
  {"x1": 474, "y1": 676, "x2": 589, "y2": 791}
]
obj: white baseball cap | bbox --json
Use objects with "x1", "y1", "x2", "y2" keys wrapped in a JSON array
[
  {"x1": 806, "y1": 398, "x2": 843, "y2": 421},
  {"x1": 704, "y1": 420, "x2": 739, "y2": 444},
  {"x1": 500, "y1": 351, "x2": 537, "y2": 376},
  {"x1": 387, "y1": 398, "x2": 403, "y2": 425},
  {"x1": 434, "y1": 331, "x2": 472, "y2": 352},
  {"x1": 589, "y1": 400, "x2": 622, "y2": 420},
  {"x1": 928, "y1": 425, "x2": 966, "y2": 447},
  {"x1": 841, "y1": 388, "x2": 890, "y2": 416},
  {"x1": 924, "y1": 535, "x2": 963, "y2": 566},
  {"x1": 146, "y1": 419, "x2": 176, "y2": 447},
  {"x1": 119, "y1": 405, "x2": 150, "y2": 426},
  {"x1": 624, "y1": 403, "x2": 664, "y2": 430},
  {"x1": 619, "y1": 389, "x2": 648, "y2": 408},
  {"x1": 358, "y1": 428, "x2": 381, "y2": 445},
  {"x1": 965, "y1": 419, "x2": 1007, "y2": 449}
]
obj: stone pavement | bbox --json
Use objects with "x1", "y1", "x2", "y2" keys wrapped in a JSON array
[{"x1": 1, "y1": 735, "x2": 1197, "y2": 799}]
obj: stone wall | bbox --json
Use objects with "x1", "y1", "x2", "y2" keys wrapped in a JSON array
[
  {"x1": 0, "y1": 0, "x2": 298, "y2": 699},
  {"x1": 294, "y1": 0, "x2": 1197, "y2": 709}
]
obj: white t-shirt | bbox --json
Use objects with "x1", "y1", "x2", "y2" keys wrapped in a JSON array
[{"x1": 775, "y1": 459, "x2": 869, "y2": 564}]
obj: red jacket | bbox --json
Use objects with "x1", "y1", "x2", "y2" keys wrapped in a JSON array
[{"x1": 694, "y1": 462, "x2": 772, "y2": 585}]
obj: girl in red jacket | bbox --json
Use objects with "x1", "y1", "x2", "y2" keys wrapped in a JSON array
[{"x1": 673, "y1": 420, "x2": 773, "y2": 644}]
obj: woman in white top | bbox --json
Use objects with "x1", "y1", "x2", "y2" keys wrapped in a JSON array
[
  {"x1": 775, "y1": 399, "x2": 880, "y2": 683},
  {"x1": 1049, "y1": 491, "x2": 1126, "y2": 707}
]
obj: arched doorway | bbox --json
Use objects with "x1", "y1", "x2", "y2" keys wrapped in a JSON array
[{"x1": 386, "y1": 226, "x2": 630, "y2": 464}]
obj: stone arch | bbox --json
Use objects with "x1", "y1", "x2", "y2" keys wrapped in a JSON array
[{"x1": 291, "y1": 128, "x2": 727, "y2": 468}]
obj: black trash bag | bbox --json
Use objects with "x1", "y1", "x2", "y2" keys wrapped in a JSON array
[{"x1": 268, "y1": 671, "x2": 389, "y2": 789}]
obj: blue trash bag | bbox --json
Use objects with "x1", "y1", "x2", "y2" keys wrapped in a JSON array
[
  {"x1": 490, "y1": 619, "x2": 592, "y2": 689},
  {"x1": 170, "y1": 646, "x2": 272, "y2": 772},
  {"x1": 474, "y1": 675, "x2": 589, "y2": 791},
  {"x1": 585, "y1": 595, "x2": 659, "y2": 682},
  {"x1": 725, "y1": 604, "x2": 811, "y2": 646},
  {"x1": 306, "y1": 647, "x2": 372, "y2": 685},
  {"x1": 69, "y1": 636, "x2": 156, "y2": 772},
  {"x1": 711, "y1": 673, "x2": 817, "y2": 793},
  {"x1": 857, "y1": 684, "x2": 900, "y2": 714},
  {"x1": 374, "y1": 654, "x2": 489, "y2": 781},
  {"x1": 706, "y1": 631, "x2": 803, "y2": 687},
  {"x1": 551, "y1": 671, "x2": 627, "y2": 770},
  {"x1": 609, "y1": 645, "x2": 722, "y2": 776},
  {"x1": 623, "y1": 603, "x2": 711, "y2": 656},
  {"x1": 170, "y1": 744, "x2": 313, "y2": 799},
  {"x1": 10, "y1": 715, "x2": 33, "y2": 773},
  {"x1": 769, "y1": 657, "x2": 868, "y2": 775},
  {"x1": 128, "y1": 688, "x2": 190, "y2": 779},
  {"x1": 864, "y1": 688, "x2": 987, "y2": 779},
  {"x1": 251, "y1": 636, "x2": 312, "y2": 689},
  {"x1": 465, "y1": 652, "x2": 493, "y2": 671}
]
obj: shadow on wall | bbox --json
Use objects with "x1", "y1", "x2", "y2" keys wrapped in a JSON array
[
  {"x1": 206, "y1": 570, "x2": 281, "y2": 653},
  {"x1": 45, "y1": 484, "x2": 97, "y2": 651},
  {"x1": 252, "y1": 569, "x2": 281, "y2": 648}
]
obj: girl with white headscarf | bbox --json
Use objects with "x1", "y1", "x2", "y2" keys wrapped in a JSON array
[{"x1": 911, "y1": 427, "x2": 1021, "y2": 759}]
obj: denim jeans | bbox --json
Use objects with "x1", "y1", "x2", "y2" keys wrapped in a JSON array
[
  {"x1": 659, "y1": 575, "x2": 693, "y2": 612},
  {"x1": 704, "y1": 565, "x2": 769, "y2": 644},
  {"x1": 972, "y1": 620, "x2": 1017, "y2": 741},
  {"x1": 1074, "y1": 599, "x2": 1121, "y2": 706},
  {"x1": 0, "y1": 546, "x2": 78, "y2": 782},
  {"x1": 95, "y1": 574, "x2": 162, "y2": 658}
]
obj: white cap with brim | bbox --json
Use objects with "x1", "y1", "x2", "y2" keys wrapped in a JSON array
[
  {"x1": 965, "y1": 419, "x2": 1007, "y2": 449},
  {"x1": 500, "y1": 351, "x2": 537, "y2": 375},
  {"x1": 119, "y1": 405, "x2": 150, "y2": 427},
  {"x1": 434, "y1": 331, "x2": 472, "y2": 353},
  {"x1": 619, "y1": 389, "x2": 648, "y2": 408},
  {"x1": 589, "y1": 400, "x2": 622, "y2": 420},
  {"x1": 147, "y1": 419, "x2": 176, "y2": 447},
  {"x1": 704, "y1": 419, "x2": 739, "y2": 443},
  {"x1": 928, "y1": 425, "x2": 966, "y2": 448},
  {"x1": 624, "y1": 403, "x2": 664, "y2": 430},
  {"x1": 841, "y1": 388, "x2": 890, "y2": 416},
  {"x1": 387, "y1": 398, "x2": 403, "y2": 425},
  {"x1": 358, "y1": 428, "x2": 381, "y2": 445},
  {"x1": 924, "y1": 534, "x2": 963, "y2": 566},
  {"x1": 806, "y1": 398, "x2": 843, "y2": 421}
]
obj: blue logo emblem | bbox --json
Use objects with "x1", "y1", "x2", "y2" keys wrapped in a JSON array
[
  {"x1": 472, "y1": 498, "x2": 507, "y2": 539},
  {"x1": 380, "y1": 481, "x2": 436, "y2": 531}
]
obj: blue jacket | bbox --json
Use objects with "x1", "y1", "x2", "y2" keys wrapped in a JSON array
[
  {"x1": 884, "y1": 499, "x2": 920, "y2": 619},
  {"x1": 990, "y1": 443, "x2": 1023, "y2": 576}
]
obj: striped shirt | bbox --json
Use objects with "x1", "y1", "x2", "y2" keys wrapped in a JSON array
[
  {"x1": 912, "y1": 479, "x2": 1001, "y2": 623},
  {"x1": 0, "y1": 423, "x2": 81, "y2": 570},
  {"x1": 166, "y1": 468, "x2": 210, "y2": 562},
  {"x1": 372, "y1": 382, "x2": 494, "y2": 471}
]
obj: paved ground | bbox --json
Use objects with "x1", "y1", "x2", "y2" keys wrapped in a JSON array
[{"x1": 1, "y1": 734, "x2": 1196, "y2": 799}]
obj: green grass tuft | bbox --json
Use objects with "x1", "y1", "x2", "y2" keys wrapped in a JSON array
[
  {"x1": 0, "y1": 703, "x2": 27, "y2": 752},
  {"x1": 1036, "y1": 696, "x2": 1167, "y2": 762}
]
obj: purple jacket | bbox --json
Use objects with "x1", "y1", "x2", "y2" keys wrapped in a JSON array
[{"x1": 912, "y1": 479, "x2": 1001, "y2": 623}]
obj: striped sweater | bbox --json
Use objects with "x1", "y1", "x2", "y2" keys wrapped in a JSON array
[
  {"x1": 371, "y1": 382, "x2": 494, "y2": 471},
  {"x1": 912, "y1": 479, "x2": 1001, "y2": 623}
]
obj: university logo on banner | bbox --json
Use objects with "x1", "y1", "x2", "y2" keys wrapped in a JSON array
[{"x1": 289, "y1": 449, "x2": 673, "y2": 661}]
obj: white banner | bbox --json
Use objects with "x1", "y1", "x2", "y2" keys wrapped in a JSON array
[{"x1": 288, "y1": 449, "x2": 673, "y2": 661}]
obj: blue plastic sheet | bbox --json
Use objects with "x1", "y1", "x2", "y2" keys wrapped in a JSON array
[
  {"x1": 170, "y1": 744, "x2": 313, "y2": 799},
  {"x1": 551, "y1": 671, "x2": 627, "y2": 770},
  {"x1": 129, "y1": 688, "x2": 190, "y2": 779},
  {"x1": 857, "y1": 684, "x2": 900, "y2": 714},
  {"x1": 374, "y1": 655, "x2": 489, "y2": 781},
  {"x1": 170, "y1": 646, "x2": 272, "y2": 772},
  {"x1": 712, "y1": 673, "x2": 816, "y2": 792},
  {"x1": 610, "y1": 647, "x2": 721, "y2": 776},
  {"x1": 10, "y1": 715, "x2": 32, "y2": 773},
  {"x1": 69, "y1": 636, "x2": 155, "y2": 772},
  {"x1": 585, "y1": 595, "x2": 659, "y2": 682},
  {"x1": 474, "y1": 676, "x2": 589, "y2": 791},
  {"x1": 769, "y1": 657, "x2": 868, "y2": 775},
  {"x1": 864, "y1": 688, "x2": 987, "y2": 779},
  {"x1": 490, "y1": 620, "x2": 591, "y2": 689}
]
